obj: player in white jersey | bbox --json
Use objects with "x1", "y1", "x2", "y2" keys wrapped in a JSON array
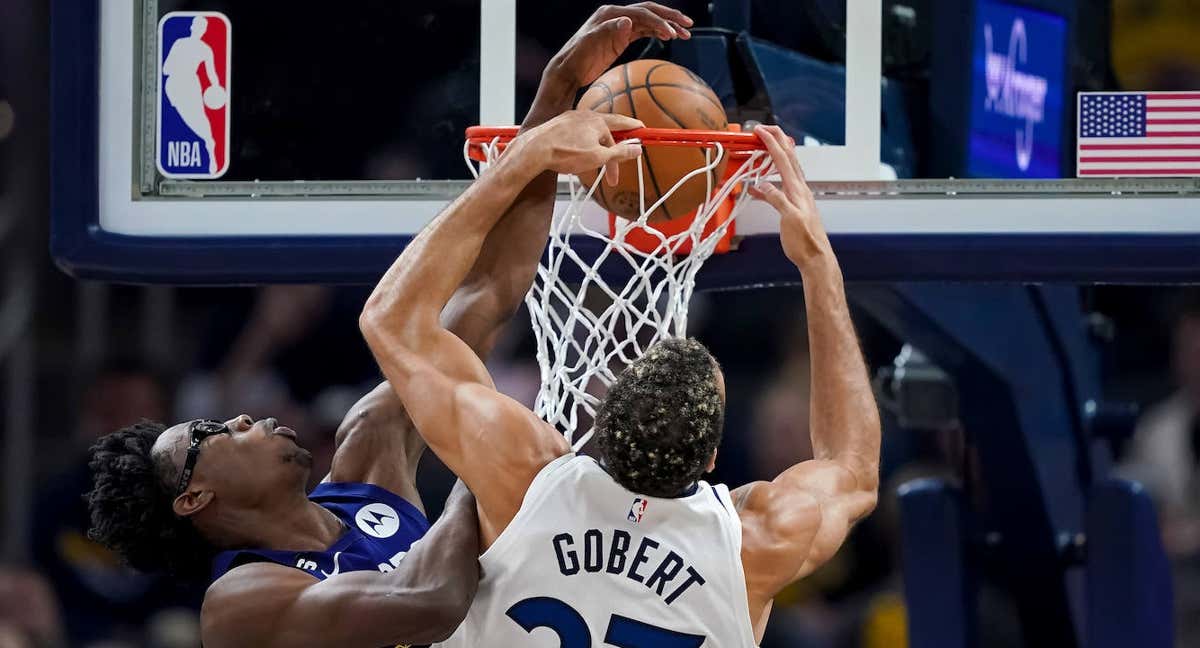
[
  {"x1": 359, "y1": 10, "x2": 881, "y2": 644},
  {"x1": 437, "y1": 448, "x2": 755, "y2": 646}
]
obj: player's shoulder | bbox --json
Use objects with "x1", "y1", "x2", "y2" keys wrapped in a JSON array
[
  {"x1": 203, "y1": 563, "x2": 317, "y2": 646},
  {"x1": 509, "y1": 451, "x2": 583, "y2": 501},
  {"x1": 731, "y1": 479, "x2": 822, "y2": 542},
  {"x1": 206, "y1": 561, "x2": 317, "y2": 604}
]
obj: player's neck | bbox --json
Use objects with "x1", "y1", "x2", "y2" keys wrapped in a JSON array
[
  {"x1": 596, "y1": 456, "x2": 699, "y2": 498},
  {"x1": 210, "y1": 495, "x2": 345, "y2": 552}
]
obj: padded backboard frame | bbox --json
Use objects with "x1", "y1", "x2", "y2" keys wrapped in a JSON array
[{"x1": 51, "y1": 0, "x2": 1200, "y2": 285}]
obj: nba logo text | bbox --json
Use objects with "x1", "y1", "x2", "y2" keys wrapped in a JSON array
[
  {"x1": 157, "y1": 12, "x2": 231, "y2": 179},
  {"x1": 627, "y1": 498, "x2": 648, "y2": 524}
]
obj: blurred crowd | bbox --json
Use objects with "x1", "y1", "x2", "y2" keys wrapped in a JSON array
[{"x1": 1, "y1": 282, "x2": 1198, "y2": 648}]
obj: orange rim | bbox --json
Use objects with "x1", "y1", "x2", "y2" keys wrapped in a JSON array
[{"x1": 465, "y1": 126, "x2": 766, "y2": 162}]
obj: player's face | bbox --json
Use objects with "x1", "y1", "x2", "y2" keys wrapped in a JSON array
[
  {"x1": 157, "y1": 415, "x2": 312, "y2": 508},
  {"x1": 190, "y1": 17, "x2": 207, "y2": 37}
]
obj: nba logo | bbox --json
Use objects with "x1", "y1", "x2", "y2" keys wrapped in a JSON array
[
  {"x1": 627, "y1": 498, "x2": 648, "y2": 523},
  {"x1": 157, "y1": 12, "x2": 231, "y2": 179}
]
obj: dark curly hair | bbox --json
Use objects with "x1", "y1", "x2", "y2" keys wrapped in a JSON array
[
  {"x1": 86, "y1": 420, "x2": 215, "y2": 581},
  {"x1": 595, "y1": 338, "x2": 724, "y2": 498}
]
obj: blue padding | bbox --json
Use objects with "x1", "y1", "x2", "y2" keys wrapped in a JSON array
[
  {"x1": 897, "y1": 478, "x2": 973, "y2": 648},
  {"x1": 738, "y1": 36, "x2": 846, "y2": 145},
  {"x1": 735, "y1": 35, "x2": 914, "y2": 176},
  {"x1": 662, "y1": 35, "x2": 736, "y2": 113},
  {"x1": 1086, "y1": 479, "x2": 1173, "y2": 648}
]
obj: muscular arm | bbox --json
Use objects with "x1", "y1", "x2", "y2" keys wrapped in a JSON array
[
  {"x1": 358, "y1": 125, "x2": 583, "y2": 545},
  {"x1": 732, "y1": 126, "x2": 881, "y2": 635},
  {"x1": 200, "y1": 483, "x2": 479, "y2": 648},
  {"x1": 736, "y1": 258, "x2": 880, "y2": 577},
  {"x1": 327, "y1": 69, "x2": 574, "y2": 495},
  {"x1": 357, "y1": 3, "x2": 686, "y2": 544}
]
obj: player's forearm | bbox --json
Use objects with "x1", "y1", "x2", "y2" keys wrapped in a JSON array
[
  {"x1": 801, "y1": 253, "x2": 881, "y2": 487},
  {"x1": 373, "y1": 482, "x2": 480, "y2": 643},
  {"x1": 526, "y1": 67, "x2": 578, "y2": 131},
  {"x1": 400, "y1": 481, "x2": 480, "y2": 603},
  {"x1": 360, "y1": 140, "x2": 543, "y2": 344},
  {"x1": 286, "y1": 489, "x2": 479, "y2": 647},
  {"x1": 446, "y1": 70, "x2": 576, "y2": 351}
]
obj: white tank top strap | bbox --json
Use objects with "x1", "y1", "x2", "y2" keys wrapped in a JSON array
[
  {"x1": 479, "y1": 452, "x2": 578, "y2": 567},
  {"x1": 707, "y1": 482, "x2": 759, "y2": 646}
]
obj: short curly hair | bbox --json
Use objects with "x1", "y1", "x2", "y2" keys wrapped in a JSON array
[
  {"x1": 595, "y1": 338, "x2": 724, "y2": 498},
  {"x1": 86, "y1": 421, "x2": 215, "y2": 581}
]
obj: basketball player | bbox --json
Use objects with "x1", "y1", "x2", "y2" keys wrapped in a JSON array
[
  {"x1": 85, "y1": 5, "x2": 694, "y2": 647},
  {"x1": 360, "y1": 121, "x2": 881, "y2": 645},
  {"x1": 162, "y1": 16, "x2": 223, "y2": 174}
]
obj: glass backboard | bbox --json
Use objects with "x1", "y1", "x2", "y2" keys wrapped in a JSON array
[{"x1": 51, "y1": 0, "x2": 1200, "y2": 284}]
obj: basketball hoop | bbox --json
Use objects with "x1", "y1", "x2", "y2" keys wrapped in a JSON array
[{"x1": 464, "y1": 125, "x2": 773, "y2": 448}]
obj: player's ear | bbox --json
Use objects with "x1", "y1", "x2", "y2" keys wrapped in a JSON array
[
  {"x1": 173, "y1": 487, "x2": 215, "y2": 518},
  {"x1": 705, "y1": 450, "x2": 717, "y2": 473}
]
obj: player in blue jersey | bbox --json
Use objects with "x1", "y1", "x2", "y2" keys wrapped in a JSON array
[{"x1": 83, "y1": 5, "x2": 693, "y2": 647}]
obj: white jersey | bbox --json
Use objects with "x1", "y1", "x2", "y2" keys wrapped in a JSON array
[{"x1": 437, "y1": 453, "x2": 758, "y2": 648}]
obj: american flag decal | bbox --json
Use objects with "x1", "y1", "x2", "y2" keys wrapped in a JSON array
[{"x1": 1077, "y1": 91, "x2": 1200, "y2": 177}]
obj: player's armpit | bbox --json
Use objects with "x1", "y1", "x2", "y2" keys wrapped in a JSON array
[
  {"x1": 325, "y1": 382, "x2": 425, "y2": 506},
  {"x1": 734, "y1": 459, "x2": 878, "y2": 600},
  {"x1": 361, "y1": 318, "x2": 570, "y2": 541},
  {"x1": 327, "y1": 222, "x2": 549, "y2": 496}
]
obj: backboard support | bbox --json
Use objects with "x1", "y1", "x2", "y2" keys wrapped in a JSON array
[{"x1": 51, "y1": 0, "x2": 1200, "y2": 285}]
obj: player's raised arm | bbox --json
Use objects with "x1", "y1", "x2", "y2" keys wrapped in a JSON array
[
  {"x1": 200, "y1": 482, "x2": 479, "y2": 648},
  {"x1": 733, "y1": 125, "x2": 881, "y2": 630},
  {"x1": 441, "y1": 2, "x2": 692, "y2": 353},
  {"x1": 331, "y1": 4, "x2": 692, "y2": 492},
  {"x1": 359, "y1": 110, "x2": 642, "y2": 537}
]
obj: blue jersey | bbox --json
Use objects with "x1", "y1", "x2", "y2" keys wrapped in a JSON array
[{"x1": 211, "y1": 482, "x2": 430, "y2": 583}]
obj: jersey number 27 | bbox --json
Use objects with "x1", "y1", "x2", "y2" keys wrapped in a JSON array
[{"x1": 507, "y1": 596, "x2": 705, "y2": 647}]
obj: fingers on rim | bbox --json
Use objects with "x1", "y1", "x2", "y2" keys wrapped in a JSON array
[
  {"x1": 598, "y1": 112, "x2": 644, "y2": 131},
  {"x1": 608, "y1": 142, "x2": 643, "y2": 162},
  {"x1": 749, "y1": 182, "x2": 790, "y2": 210},
  {"x1": 755, "y1": 125, "x2": 804, "y2": 195},
  {"x1": 772, "y1": 127, "x2": 810, "y2": 186},
  {"x1": 753, "y1": 124, "x2": 788, "y2": 165}
]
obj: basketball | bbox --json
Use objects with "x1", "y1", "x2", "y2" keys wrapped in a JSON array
[
  {"x1": 203, "y1": 85, "x2": 227, "y2": 110},
  {"x1": 578, "y1": 59, "x2": 728, "y2": 223}
]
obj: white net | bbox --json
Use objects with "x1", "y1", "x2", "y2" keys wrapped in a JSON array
[{"x1": 465, "y1": 135, "x2": 773, "y2": 449}]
